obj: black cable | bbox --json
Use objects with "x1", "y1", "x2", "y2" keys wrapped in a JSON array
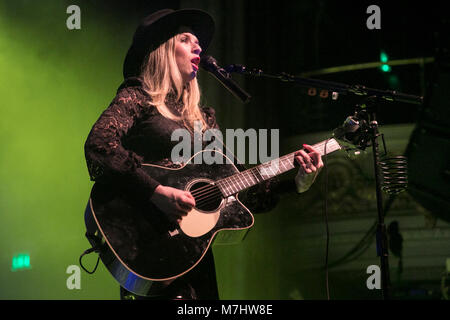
[
  {"x1": 326, "y1": 193, "x2": 398, "y2": 269},
  {"x1": 79, "y1": 247, "x2": 100, "y2": 274},
  {"x1": 321, "y1": 138, "x2": 400, "y2": 297},
  {"x1": 323, "y1": 138, "x2": 331, "y2": 300}
]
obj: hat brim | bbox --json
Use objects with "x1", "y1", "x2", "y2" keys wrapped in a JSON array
[{"x1": 123, "y1": 9, "x2": 215, "y2": 79}]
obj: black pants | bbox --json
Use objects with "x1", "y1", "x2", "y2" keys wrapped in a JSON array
[{"x1": 120, "y1": 248, "x2": 219, "y2": 300}]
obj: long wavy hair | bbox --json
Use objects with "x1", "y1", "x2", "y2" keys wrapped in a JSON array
[{"x1": 140, "y1": 34, "x2": 207, "y2": 131}]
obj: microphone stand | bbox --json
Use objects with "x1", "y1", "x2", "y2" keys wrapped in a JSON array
[
  {"x1": 362, "y1": 97, "x2": 392, "y2": 300},
  {"x1": 225, "y1": 64, "x2": 423, "y2": 105},
  {"x1": 227, "y1": 64, "x2": 423, "y2": 300}
]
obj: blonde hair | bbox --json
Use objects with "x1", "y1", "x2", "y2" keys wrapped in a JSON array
[{"x1": 140, "y1": 34, "x2": 207, "y2": 131}]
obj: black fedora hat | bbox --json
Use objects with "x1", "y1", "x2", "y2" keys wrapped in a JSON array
[{"x1": 122, "y1": 8, "x2": 215, "y2": 79}]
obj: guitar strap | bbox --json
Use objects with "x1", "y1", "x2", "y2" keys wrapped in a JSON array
[
  {"x1": 84, "y1": 201, "x2": 102, "y2": 249},
  {"x1": 79, "y1": 201, "x2": 102, "y2": 274}
]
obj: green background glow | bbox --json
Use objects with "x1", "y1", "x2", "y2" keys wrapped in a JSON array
[
  {"x1": 11, "y1": 253, "x2": 31, "y2": 271},
  {"x1": 1, "y1": 1, "x2": 448, "y2": 300},
  {"x1": 0, "y1": 0, "x2": 126, "y2": 299}
]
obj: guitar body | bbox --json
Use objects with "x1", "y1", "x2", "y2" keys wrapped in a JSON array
[
  {"x1": 85, "y1": 139, "x2": 342, "y2": 296},
  {"x1": 86, "y1": 150, "x2": 254, "y2": 296}
]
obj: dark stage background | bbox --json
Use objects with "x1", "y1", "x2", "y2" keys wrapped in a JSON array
[{"x1": 0, "y1": 0, "x2": 449, "y2": 300}]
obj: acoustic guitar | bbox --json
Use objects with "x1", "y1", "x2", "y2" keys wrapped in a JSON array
[{"x1": 84, "y1": 138, "x2": 342, "y2": 296}]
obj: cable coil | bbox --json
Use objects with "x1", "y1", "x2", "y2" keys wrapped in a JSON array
[{"x1": 380, "y1": 156, "x2": 408, "y2": 195}]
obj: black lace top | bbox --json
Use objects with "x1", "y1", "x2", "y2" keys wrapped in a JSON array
[{"x1": 84, "y1": 77, "x2": 278, "y2": 212}]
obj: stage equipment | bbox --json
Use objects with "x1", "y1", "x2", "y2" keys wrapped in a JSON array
[
  {"x1": 404, "y1": 30, "x2": 450, "y2": 222},
  {"x1": 227, "y1": 64, "x2": 423, "y2": 300}
]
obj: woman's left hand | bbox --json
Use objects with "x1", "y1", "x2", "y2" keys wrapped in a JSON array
[{"x1": 294, "y1": 144, "x2": 324, "y2": 193}]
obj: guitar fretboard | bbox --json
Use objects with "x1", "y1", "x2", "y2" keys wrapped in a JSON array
[{"x1": 215, "y1": 138, "x2": 341, "y2": 197}]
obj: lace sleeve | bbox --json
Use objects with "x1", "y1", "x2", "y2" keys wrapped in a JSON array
[{"x1": 84, "y1": 87, "x2": 160, "y2": 201}]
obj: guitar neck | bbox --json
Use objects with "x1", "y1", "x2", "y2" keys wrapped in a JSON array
[{"x1": 216, "y1": 138, "x2": 341, "y2": 197}]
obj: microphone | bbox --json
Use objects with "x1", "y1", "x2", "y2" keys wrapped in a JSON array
[
  {"x1": 333, "y1": 113, "x2": 373, "y2": 150},
  {"x1": 333, "y1": 116, "x2": 360, "y2": 139},
  {"x1": 200, "y1": 55, "x2": 252, "y2": 103}
]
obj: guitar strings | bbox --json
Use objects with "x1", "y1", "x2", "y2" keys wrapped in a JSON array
[
  {"x1": 194, "y1": 190, "x2": 222, "y2": 202},
  {"x1": 195, "y1": 193, "x2": 223, "y2": 207},
  {"x1": 189, "y1": 139, "x2": 339, "y2": 205},
  {"x1": 190, "y1": 184, "x2": 220, "y2": 197},
  {"x1": 190, "y1": 168, "x2": 260, "y2": 200},
  {"x1": 192, "y1": 186, "x2": 221, "y2": 201},
  {"x1": 194, "y1": 189, "x2": 225, "y2": 208},
  {"x1": 190, "y1": 154, "x2": 295, "y2": 201}
]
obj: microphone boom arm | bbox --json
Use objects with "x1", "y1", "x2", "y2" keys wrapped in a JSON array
[{"x1": 225, "y1": 65, "x2": 423, "y2": 105}]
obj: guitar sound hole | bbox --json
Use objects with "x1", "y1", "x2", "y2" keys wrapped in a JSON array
[{"x1": 189, "y1": 181, "x2": 223, "y2": 212}]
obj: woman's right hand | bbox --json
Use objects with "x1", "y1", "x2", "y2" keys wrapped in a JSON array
[{"x1": 150, "y1": 185, "x2": 196, "y2": 223}]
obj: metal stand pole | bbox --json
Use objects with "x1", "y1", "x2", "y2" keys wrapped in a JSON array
[{"x1": 368, "y1": 106, "x2": 391, "y2": 300}]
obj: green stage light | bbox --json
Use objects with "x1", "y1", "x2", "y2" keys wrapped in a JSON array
[
  {"x1": 380, "y1": 51, "x2": 391, "y2": 72},
  {"x1": 11, "y1": 253, "x2": 31, "y2": 271},
  {"x1": 381, "y1": 64, "x2": 391, "y2": 72},
  {"x1": 380, "y1": 51, "x2": 389, "y2": 63}
]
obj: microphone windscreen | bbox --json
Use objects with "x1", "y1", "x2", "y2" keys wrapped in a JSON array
[{"x1": 199, "y1": 55, "x2": 217, "y2": 70}]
